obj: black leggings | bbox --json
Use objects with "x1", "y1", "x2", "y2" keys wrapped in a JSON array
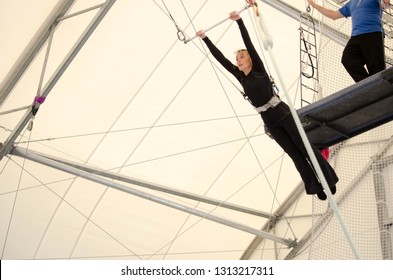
[
  {"x1": 341, "y1": 31, "x2": 386, "y2": 82},
  {"x1": 265, "y1": 113, "x2": 339, "y2": 195}
]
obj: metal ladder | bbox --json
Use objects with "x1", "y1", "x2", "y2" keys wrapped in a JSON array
[{"x1": 299, "y1": 11, "x2": 320, "y2": 108}]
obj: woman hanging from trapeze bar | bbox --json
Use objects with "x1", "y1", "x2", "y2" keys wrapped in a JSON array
[{"x1": 195, "y1": 11, "x2": 338, "y2": 200}]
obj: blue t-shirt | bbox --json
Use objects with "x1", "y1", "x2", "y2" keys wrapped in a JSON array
[{"x1": 339, "y1": 0, "x2": 383, "y2": 36}]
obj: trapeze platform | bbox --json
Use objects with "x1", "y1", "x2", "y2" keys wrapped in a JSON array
[{"x1": 297, "y1": 67, "x2": 393, "y2": 149}]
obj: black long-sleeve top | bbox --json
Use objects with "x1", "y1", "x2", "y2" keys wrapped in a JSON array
[
  {"x1": 202, "y1": 18, "x2": 290, "y2": 125},
  {"x1": 202, "y1": 18, "x2": 274, "y2": 107}
]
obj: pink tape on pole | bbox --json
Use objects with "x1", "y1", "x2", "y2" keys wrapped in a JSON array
[
  {"x1": 321, "y1": 148, "x2": 330, "y2": 160},
  {"x1": 34, "y1": 96, "x2": 46, "y2": 104}
]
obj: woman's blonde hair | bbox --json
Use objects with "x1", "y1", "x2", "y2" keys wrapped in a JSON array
[
  {"x1": 235, "y1": 49, "x2": 252, "y2": 67},
  {"x1": 235, "y1": 48, "x2": 248, "y2": 55}
]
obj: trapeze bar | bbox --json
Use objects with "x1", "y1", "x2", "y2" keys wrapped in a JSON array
[
  {"x1": 11, "y1": 146, "x2": 297, "y2": 248},
  {"x1": 298, "y1": 67, "x2": 393, "y2": 149},
  {"x1": 183, "y1": 3, "x2": 252, "y2": 44}
]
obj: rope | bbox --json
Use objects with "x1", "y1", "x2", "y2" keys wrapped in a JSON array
[
  {"x1": 159, "y1": 0, "x2": 187, "y2": 41},
  {"x1": 244, "y1": 0, "x2": 300, "y2": 244},
  {"x1": 191, "y1": 1, "x2": 296, "y2": 245},
  {"x1": 300, "y1": 25, "x2": 315, "y2": 79},
  {"x1": 183, "y1": 0, "x2": 290, "y2": 209},
  {"x1": 179, "y1": 0, "x2": 269, "y2": 171},
  {"x1": 151, "y1": 0, "x2": 299, "y2": 257},
  {"x1": 0, "y1": 128, "x2": 30, "y2": 259},
  {"x1": 158, "y1": 0, "x2": 280, "y2": 258},
  {"x1": 255, "y1": 0, "x2": 361, "y2": 260}
]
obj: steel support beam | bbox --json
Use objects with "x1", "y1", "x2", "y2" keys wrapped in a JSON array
[
  {"x1": 260, "y1": 0, "x2": 348, "y2": 47},
  {"x1": 372, "y1": 156, "x2": 393, "y2": 259},
  {"x1": 0, "y1": 0, "x2": 75, "y2": 106},
  {"x1": 240, "y1": 181, "x2": 304, "y2": 259},
  {"x1": 0, "y1": 0, "x2": 117, "y2": 160},
  {"x1": 11, "y1": 146, "x2": 297, "y2": 248},
  {"x1": 285, "y1": 136, "x2": 393, "y2": 259},
  {"x1": 10, "y1": 147, "x2": 276, "y2": 219}
]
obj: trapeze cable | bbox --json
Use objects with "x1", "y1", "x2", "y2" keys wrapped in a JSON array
[
  {"x1": 160, "y1": 0, "x2": 298, "y2": 244},
  {"x1": 179, "y1": 1, "x2": 268, "y2": 170},
  {"x1": 0, "y1": 127, "x2": 32, "y2": 259},
  {"x1": 0, "y1": 105, "x2": 31, "y2": 115},
  {"x1": 183, "y1": 2, "x2": 253, "y2": 44},
  {"x1": 180, "y1": 5, "x2": 285, "y2": 240},
  {"x1": 179, "y1": 0, "x2": 256, "y2": 97},
  {"x1": 163, "y1": 0, "x2": 254, "y2": 99},
  {"x1": 4, "y1": 156, "x2": 142, "y2": 260},
  {"x1": 159, "y1": 0, "x2": 187, "y2": 41},
  {"x1": 41, "y1": 7, "x2": 196, "y2": 258},
  {"x1": 175, "y1": 0, "x2": 299, "y2": 243},
  {"x1": 252, "y1": 2, "x2": 361, "y2": 260},
  {"x1": 240, "y1": 2, "x2": 303, "y2": 242},
  {"x1": 15, "y1": 115, "x2": 258, "y2": 144},
  {"x1": 11, "y1": 146, "x2": 297, "y2": 248},
  {"x1": 197, "y1": 4, "x2": 303, "y2": 239},
  {"x1": 195, "y1": 24, "x2": 290, "y2": 228}
]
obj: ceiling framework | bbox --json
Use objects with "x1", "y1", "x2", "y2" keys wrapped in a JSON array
[
  {"x1": 0, "y1": 0, "x2": 117, "y2": 160},
  {"x1": 0, "y1": 0, "x2": 75, "y2": 106},
  {"x1": 2, "y1": 0, "x2": 390, "y2": 260},
  {"x1": 10, "y1": 146, "x2": 296, "y2": 248},
  {"x1": 0, "y1": 0, "x2": 306, "y2": 259},
  {"x1": 0, "y1": 0, "x2": 301, "y2": 254}
]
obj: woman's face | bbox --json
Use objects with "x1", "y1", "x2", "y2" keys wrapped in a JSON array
[{"x1": 236, "y1": 50, "x2": 252, "y2": 73}]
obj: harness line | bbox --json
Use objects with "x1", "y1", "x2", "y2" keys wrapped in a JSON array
[{"x1": 254, "y1": 0, "x2": 361, "y2": 259}]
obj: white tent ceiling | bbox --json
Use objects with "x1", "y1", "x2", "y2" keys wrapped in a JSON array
[{"x1": 1, "y1": 0, "x2": 324, "y2": 260}]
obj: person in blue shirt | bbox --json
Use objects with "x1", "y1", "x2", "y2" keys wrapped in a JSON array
[
  {"x1": 307, "y1": 0, "x2": 390, "y2": 82},
  {"x1": 196, "y1": 11, "x2": 339, "y2": 200}
]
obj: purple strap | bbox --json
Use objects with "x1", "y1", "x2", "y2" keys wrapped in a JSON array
[{"x1": 34, "y1": 96, "x2": 46, "y2": 104}]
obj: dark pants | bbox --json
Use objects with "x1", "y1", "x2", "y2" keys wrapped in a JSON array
[
  {"x1": 341, "y1": 31, "x2": 386, "y2": 82},
  {"x1": 264, "y1": 110, "x2": 339, "y2": 195}
]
